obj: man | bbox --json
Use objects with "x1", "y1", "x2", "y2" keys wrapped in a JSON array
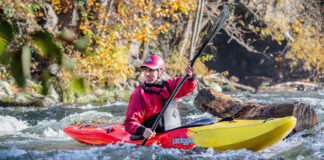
[{"x1": 124, "y1": 55, "x2": 197, "y2": 140}]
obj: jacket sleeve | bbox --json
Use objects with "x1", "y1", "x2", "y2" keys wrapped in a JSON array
[
  {"x1": 167, "y1": 74, "x2": 197, "y2": 98},
  {"x1": 124, "y1": 88, "x2": 146, "y2": 135}
]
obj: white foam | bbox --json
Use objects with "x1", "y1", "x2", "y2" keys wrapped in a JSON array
[
  {"x1": 112, "y1": 101, "x2": 128, "y2": 106},
  {"x1": 79, "y1": 104, "x2": 102, "y2": 109},
  {"x1": 186, "y1": 112, "x2": 213, "y2": 121},
  {"x1": 43, "y1": 127, "x2": 69, "y2": 139},
  {"x1": 0, "y1": 115, "x2": 29, "y2": 134},
  {"x1": 318, "y1": 90, "x2": 324, "y2": 95},
  {"x1": 61, "y1": 110, "x2": 117, "y2": 126}
]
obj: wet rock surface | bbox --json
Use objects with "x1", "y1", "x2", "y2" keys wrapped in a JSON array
[
  {"x1": 194, "y1": 87, "x2": 244, "y2": 117},
  {"x1": 0, "y1": 80, "x2": 59, "y2": 107},
  {"x1": 194, "y1": 87, "x2": 319, "y2": 131}
]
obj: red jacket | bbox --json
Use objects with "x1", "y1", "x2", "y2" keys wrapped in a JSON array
[{"x1": 124, "y1": 76, "x2": 197, "y2": 134}]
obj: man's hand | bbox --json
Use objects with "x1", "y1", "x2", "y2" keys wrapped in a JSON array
[
  {"x1": 143, "y1": 128, "x2": 156, "y2": 139},
  {"x1": 185, "y1": 64, "x2": 194, "y2": 78}
]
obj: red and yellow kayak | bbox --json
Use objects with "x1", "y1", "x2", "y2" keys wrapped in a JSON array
[{"x1": 64, "y1": 116, "x2": 296, "y2": 152}]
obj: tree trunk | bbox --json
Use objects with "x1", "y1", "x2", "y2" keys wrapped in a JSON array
[
  {"x1": 179, "y1": 19, "x2": 193, "y2": 56},
  {"x1": 190, "y1": 0, "x2": 205, "y2": 59}
]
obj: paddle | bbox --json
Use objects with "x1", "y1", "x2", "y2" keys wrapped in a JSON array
[{"x1": 141, "y1": 5, "x2": 229, "y2": 146}]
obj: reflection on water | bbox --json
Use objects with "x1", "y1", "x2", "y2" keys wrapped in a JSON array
[{"x1": 0, "y1": 91, "x2": 323, "y2": 159}]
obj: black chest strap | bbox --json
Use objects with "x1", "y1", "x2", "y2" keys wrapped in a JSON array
[{"x1": 139, "y1": 81, "x2": 172, "y2": 103}]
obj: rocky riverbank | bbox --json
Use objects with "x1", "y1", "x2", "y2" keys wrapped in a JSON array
[{"x1": 0, "y1": 70, "x2": 323, "y2": 108}]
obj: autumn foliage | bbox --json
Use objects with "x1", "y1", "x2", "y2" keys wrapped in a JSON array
[
  {"x1": 0, "y1": 0, "x2": 323, "y2": 102},
  {"x1": 50, "y1": 0, "x2": 197, "y2": 88},
  {"x1": 260, "y1": 1, "x2": 324, "y2": 79}
]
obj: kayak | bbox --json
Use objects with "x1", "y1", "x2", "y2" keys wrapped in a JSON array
[{"x1": 64, "y1": 116, "x2": 296, "y2": 152}]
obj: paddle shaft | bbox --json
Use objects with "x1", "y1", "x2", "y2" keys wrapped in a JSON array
[{"x1": 141, "y1": 5, "x2": 229, "y2": 146}]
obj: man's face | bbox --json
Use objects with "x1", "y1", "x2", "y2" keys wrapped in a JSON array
[{"x1": 142, "y1": 67, "x2": 162, "y2": 84}]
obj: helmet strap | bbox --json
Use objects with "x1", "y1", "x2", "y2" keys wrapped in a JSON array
[{"x1": 155, "y1": 68, "x2": 162, "y2": 85}]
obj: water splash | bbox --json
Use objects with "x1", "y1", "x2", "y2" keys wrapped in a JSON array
[
  {"x1": 0, "y1": 91, "x2": 323, "y2": 159},
  {"x1": 0, "y1": 115, "x2": 28, "y2": 134}
]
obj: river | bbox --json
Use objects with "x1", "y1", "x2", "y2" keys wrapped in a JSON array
[{"x1": 0, "y1": 91, "x2": 323, "y2": 160}]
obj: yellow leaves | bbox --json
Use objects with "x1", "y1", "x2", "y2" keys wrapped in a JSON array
[
  {"x1": 222, "y1": 71, "x2": 229, "y2": 76},
  {"x1": 284, "y1": 20, "x2": 324, "y2": 74},
  {"x1": 172, "y1": 14, "x2": 179, "y2": 21},
  {"x1": 201, "y1": 54, "x2": 213, "y2": 62},
  {"x1": 59, "y1": 0, "x2": 201, "y2": 87},
  {"x1": 166, "y1": 52, "x2": 214, "y2": 77},
  {"x1": 72, "y1": 30, "x2": 134, "y2": 87},
  {"x1": 51, "y1": 0, "x2": 73, "y2": 14},
  {"x1": 261, "y1": 28, "x2": 272, "y2": 36}
]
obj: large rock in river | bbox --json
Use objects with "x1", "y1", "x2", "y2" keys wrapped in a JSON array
[
  {"x1": 194, "y1": 88, "x2": 318, "y2": 132},
  {"x1": 193, "y1": 88, "x2": 245, "y2": 118}
]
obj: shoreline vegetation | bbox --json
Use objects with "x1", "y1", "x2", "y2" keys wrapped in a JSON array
[
  {"x1": 0, "y1": 0, "x2": 323, "y2": 107},
  {"x1": 0, "y1": 71, "x2": 323, "y2": 107}
]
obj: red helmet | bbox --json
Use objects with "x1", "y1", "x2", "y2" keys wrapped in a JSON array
[{"x1": 141, "y1": 55, "x2": 165, "y2": 70}]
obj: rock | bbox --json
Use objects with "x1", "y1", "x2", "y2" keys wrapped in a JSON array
[
  {"x1": 291, "y1": 102, "x2": 318, "y2": 132},
  {"x1": 221, "y1": 84, "x2": 237, "y2": 92},
  {"x1": 194, "y1": 87, "x2": 318, "y2": 131},
  {"x1": 232, "y1": 83, "x2": 256, "y2": 93},
  {"x1": 201, "y1": 77, "x2": 222, "y2": 92},
  {"x1": 0, "y1": 80, "x2": 13, "y2": 96},
  {"x1": 94, "y1": 89, "x2": 105, "y2": 97},
  {"x1": 69, "y1": 7, "x2": 79, "y2": 27},
  {"x1": 264, "y1": 81, "x2": 323, "y2": 92},
  {"x1": 0, "y1": 94, "x2": 44, "y2": 107},
  {"x1": 201, "y1": 77, "x2": 210, "y2": 86},
  {"x1": 48, "y1": 64, "x2": 60, "y2": 76},
  {"x1": 194, "y1": 87, "x2": 244, "y2": 117},
  {"x1": 0, "y1": 90, "x2": 7, "y2": 98},
  {"x1": 230, "y1": 76, "x2": 239, "y2": 83},
  {"x1": 242, "y1": 76, "x2": 272, "y2": 91},
  {"x1": 236, "y1": 102, "x2": 318, "y2": 132},
  {"x1": 15, "y1": 94, "x2": 29, "y2": 103},
  {"x1": 130, "y1": 40, "x2": 141, "y2": 59},
  {"x1": 127, "y1": 79, "x2": 139, "y2": 90},
  {"x1": 133, "y1": 59, "x2": 143, "y2": 69},
  {"x1": 201, "y1": 73, "x2": 255, "y2": 92},
  {"x1": 77, "y1": 94, "x2": 98, "y2": 103},
  {"x1": 210, "y1": 83, "x2": 222, "y2": 92},
  {"x1": 44, "y1": 3, "x2": 58, "y2": 34},
  {"x1": 46, "y1": 85, "x2": 59, "y2": 103}
]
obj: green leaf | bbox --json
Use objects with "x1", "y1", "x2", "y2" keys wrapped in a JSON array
[
  {"x1": 71, "y1": 76, "x2": 86, "y2": 94},
  {"x1": 74, "y1": 38, "x2": 90, "y2": 51},
  {"x1": 0, "y1": 17, "x2": 14, "y2": 42},
  {"x1": 31, "y1": 31, "x2": 62, "y2": 64},
  {"x1": 245, "y1": 13, "x2": 260, "y2": 26},
  {"x1": 41, "y1": 71, "x2": 51, "y2": 96},
  {"x1": 22, "y1": 45, "x2": 31, "y2": 79},
  {"x1": 10, "y1": 50, "x2": 26, "y2": 89},
  {"x1": 228, "y1": 4, "x2": 235, "y2": 19},
  {"x1": 0, "y1": 37, "x2": 10, "y2": 65}
]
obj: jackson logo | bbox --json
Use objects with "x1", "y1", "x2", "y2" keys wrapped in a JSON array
[
  {"x1": 145, "y1": 57, "x2": 152, "y2": 62},
  {"x1": 172, "y1": 138, "x2": 194, "y2": 146}
]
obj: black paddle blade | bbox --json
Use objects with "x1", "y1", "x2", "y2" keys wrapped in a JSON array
[{"x1": 190, "y1": 5, "x2": 229, "y2": 67}]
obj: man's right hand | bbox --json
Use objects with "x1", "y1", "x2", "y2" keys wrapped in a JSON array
[{"x1": 143, "y1": 128, "x2": 156, "y2": 139}]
